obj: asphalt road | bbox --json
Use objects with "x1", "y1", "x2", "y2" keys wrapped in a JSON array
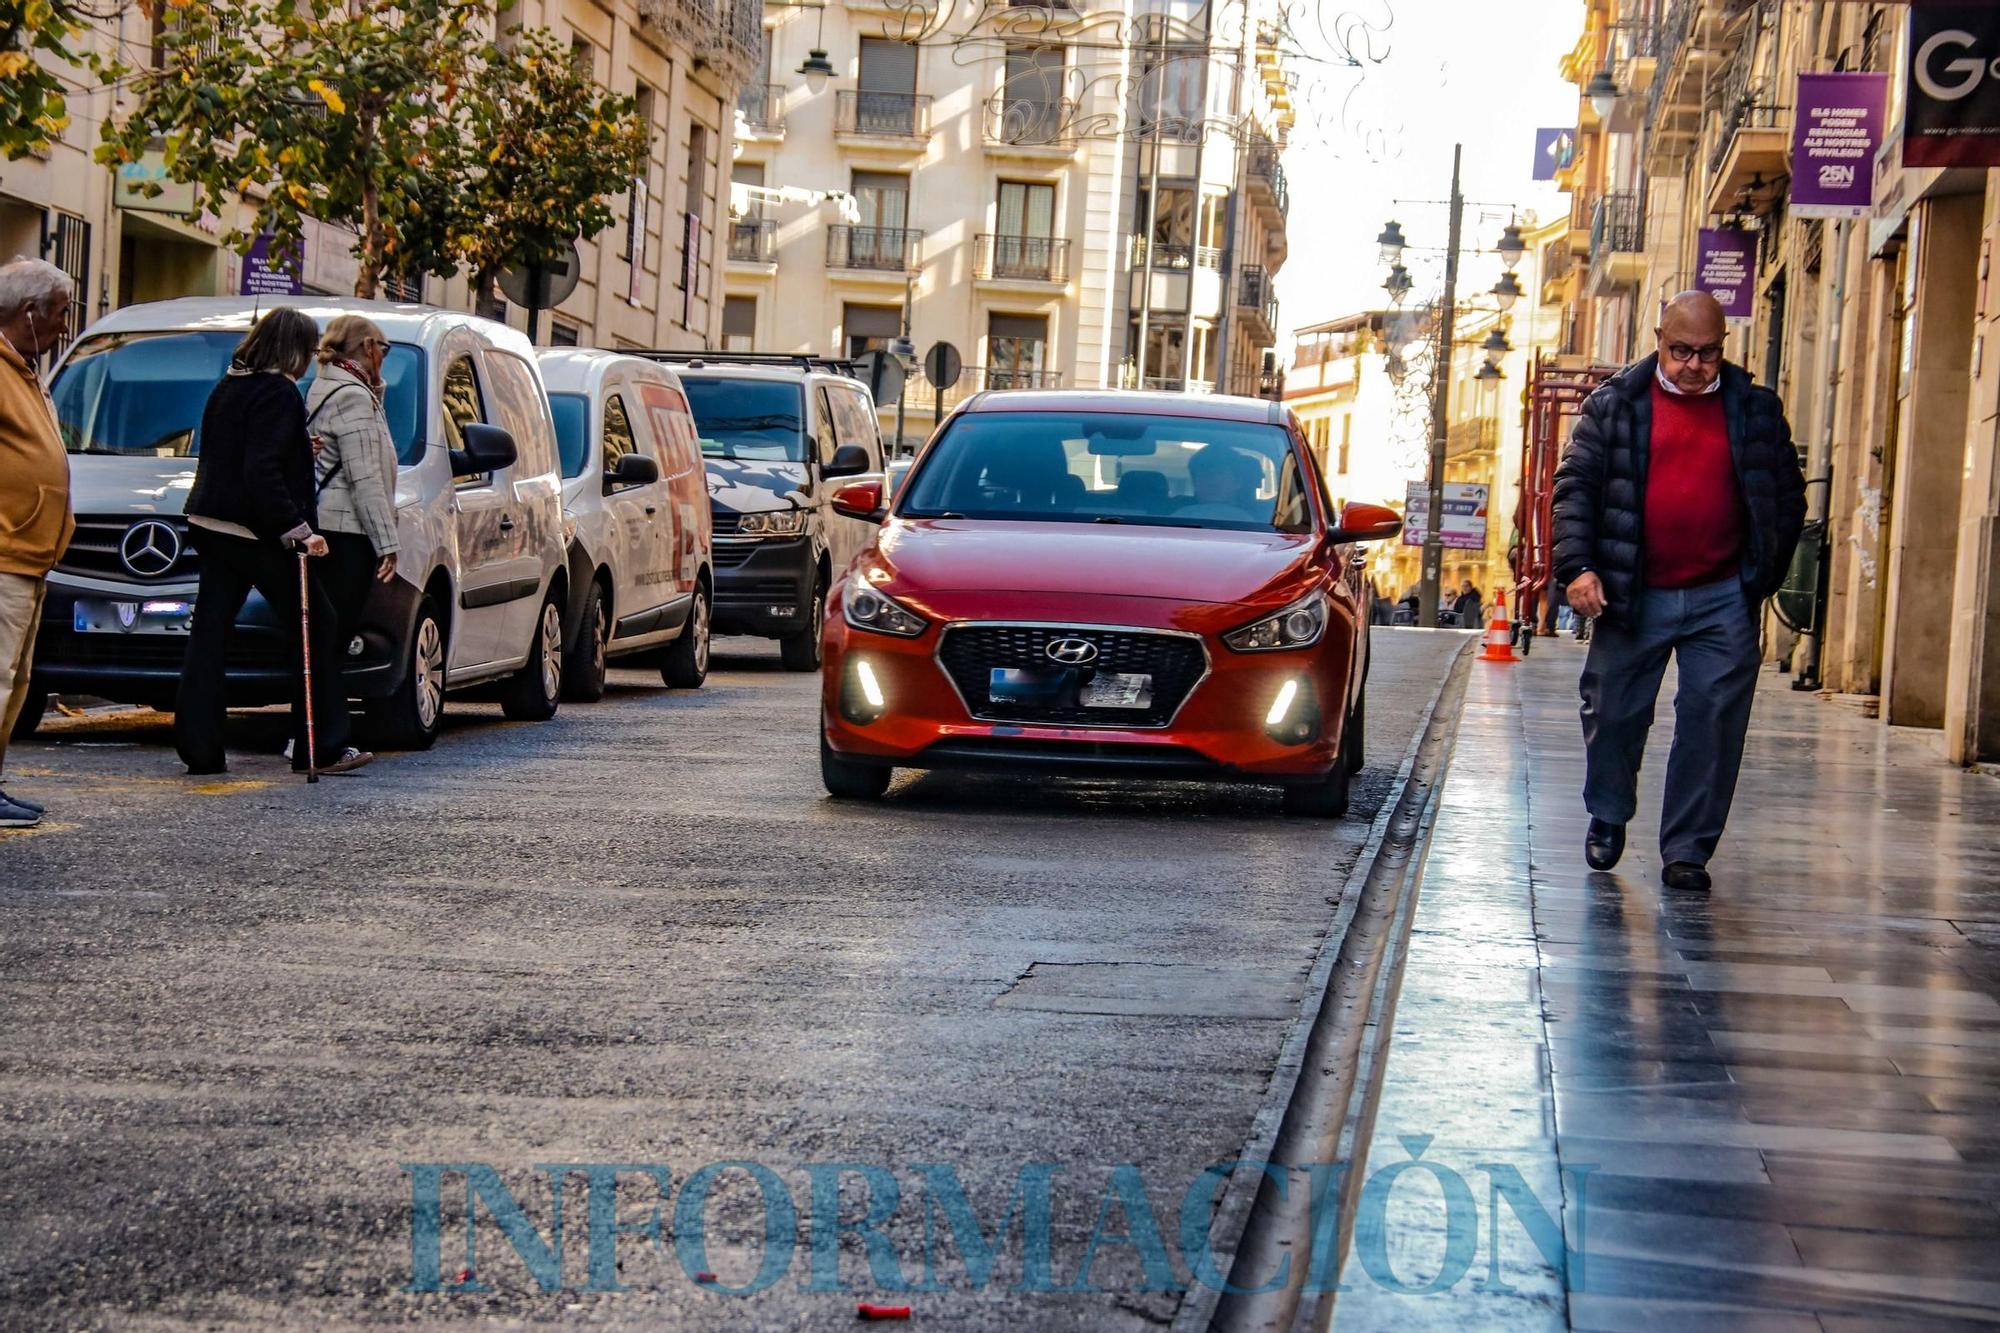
[{"x1": 0, "y1": 628, "x2": 1467, "y2": 1330}]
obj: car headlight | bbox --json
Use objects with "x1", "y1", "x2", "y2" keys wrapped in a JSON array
[
  {"x1": 1224, "y1": 590, "x2": 1328, "y2": 652},
  {"x1": 843, "y1": 571, "x2": 926, "y2": 637},
  {"x1": 738, "y1": 509, "x2": 807, "y2": 537}
]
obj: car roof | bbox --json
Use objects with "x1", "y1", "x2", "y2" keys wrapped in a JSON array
[
  {"x1": 535, "y1": 348, "x2": 686, "y2": 396},
  {"x1": 959, "y1": 390, "x2": 1286, "y2": 425},
  {"x1": 70, "y1": 296, "x2": 536, "y2": 362}
]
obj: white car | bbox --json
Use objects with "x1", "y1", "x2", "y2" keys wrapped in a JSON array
[
  {"x1": 538, "y1": 350, "x2": 714, "y2": 697},
  {"x1": 34, "y1": 297, "x2": 570, "y2": 748}
]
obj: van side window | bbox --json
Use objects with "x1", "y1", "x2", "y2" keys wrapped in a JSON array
[
  {"x1": 483, "y1": 351, "x2": 555, "y2": 477},
  {"x1": 831, "y1": 385, "x2": 883, "y2": 471},
  {"x1": 602, "y1": 393, "x2": 639, "y2": 492},
  {"x1": 442, "y1": 355, "x2": 489, "y2": 488},
  {"x1": 814, "y1": 386, "x2": 840, "y2": 469}
]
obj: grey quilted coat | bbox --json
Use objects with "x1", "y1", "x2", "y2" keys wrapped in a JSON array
[{"x1": 305, "y1": 362, "x2": 399, "y2": 557}]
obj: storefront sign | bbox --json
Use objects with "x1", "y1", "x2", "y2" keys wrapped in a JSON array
[
  {"x1": 1904, "y1": 3, "x2": 2000, "y2": 168},
  {"x1": 1791, "y1": 72, "x2": 1888, "y2": 218},
  {"x1": 1403, "y1": 482, "x2": 1489, "y2": 551},
  {"x1": 238, "y1": 233, "x2": 303, "y2": 297},
  {"x1": 1695, "y1": 228, "x2": 1757, "y2": 323},
  {"x1": 113, "y1": 148, "x2": 197, "y2": 216},
  {"x1": 1533, "y1": 128, "x2": 1575, "y2": 182}
]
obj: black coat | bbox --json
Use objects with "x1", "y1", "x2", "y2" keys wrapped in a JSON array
[
  {"x1": 186, "y1": 371, "x2": 315, "y2": 544},
  {"x1": 1552, "y1": 354, "x2": 1805, "y2": 627}
]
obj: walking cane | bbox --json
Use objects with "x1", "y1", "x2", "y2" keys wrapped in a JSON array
[{"x1": 297, "y1": 547, "x2": 318, "y2": 784}]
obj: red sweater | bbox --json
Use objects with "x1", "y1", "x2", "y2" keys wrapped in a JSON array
[{"x1": 1644, "y1": 382, "x2": 1741, "y2": 588}]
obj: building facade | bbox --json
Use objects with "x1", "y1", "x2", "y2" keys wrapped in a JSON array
[
  {"x1": 1550, "y1": 0, "x2": 2000, "y2": 764},
  {"x1": 729, "y1": 0, "x2": 1292, "y2": 449},
  {"x1": 1, "y1": 0, "x2": 755, "y2": 356}
]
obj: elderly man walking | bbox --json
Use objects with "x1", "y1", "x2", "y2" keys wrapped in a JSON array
[
  {"x1": 0, "y1": 259, "x2": 76, "y2": 828},
  {"x1": 1553, "y1": 291, "x2": 1805, "y2": 891}
]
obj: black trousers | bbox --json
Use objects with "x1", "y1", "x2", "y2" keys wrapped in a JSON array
[
  {"x1": 321, "y1": 531, "x2": 378, "y2": 651},
  {"x1": 175, "y1": 529, "x2": 351, "y2": 772}
]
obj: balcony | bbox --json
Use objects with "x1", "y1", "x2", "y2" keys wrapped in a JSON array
[
  {"x1": 736, "y1": 83, "x2": 783, "y2": 139},
  {"x1": 1645, "y1": 0, "x2": 1753, "y2": 175},
  {"x1": 905, "y1": 365, "x2": 1063, "y2": 416},
  {"x1": 1567, "y1": 189, "x2": 1597, "y2": 257},
  {"x1": 983, "y1": 97, "x2": 1077, "y2": 157},
  {"x1": 727, "y1": 219, "x2": 776, "y2": 265},
  {"x1": 1246, "y1": 140, "x2": 1290, "y2": 222},
  {"x1": 827, "y1": 225, "x2": 921, "y2": 274},
  {"x1": 1540, "y1": 238, "x2": 1575, "y2": 306},
  {"x1": 1706, "y1": 98, "x2": 1790, "y2": 218},
  {"x1": 1238, "y1": 266, "x2": 1278, "y2": 341},
  {"x1": 835, "y1": 91, "x2": 932, "y2": 143},
  {"x1": 1586, "y1": 191, "x2": 1644, "y2": 293},
  {"x1": 1447, "y1": 415, "x2": 1499, "y2": 460},
  {"x1": 1118, "y1": 366, "x2": 1216, "y2": 394},
  {"x1": 976, "y1": 234, "x2": 1070, "y2": 285},
  {"x1": 1130, "y1": 238, "x2": 1221, "y2": 272}
]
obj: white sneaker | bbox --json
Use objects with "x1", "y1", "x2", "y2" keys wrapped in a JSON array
[{"x1": 282, "y1": 739, "x2": 295, "y2": 761}]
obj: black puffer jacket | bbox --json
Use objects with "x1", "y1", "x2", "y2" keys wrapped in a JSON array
[{"x1": 1552, "y1": 354, "x2": 1804, "y2": 627}]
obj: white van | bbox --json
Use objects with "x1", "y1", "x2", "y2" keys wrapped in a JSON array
[
  {"x1": 537, "y1": 350, "x2": 713, "y2": 697},
  {"x1": 30, "y1": 297, "x2": 570, "y2": 748}
]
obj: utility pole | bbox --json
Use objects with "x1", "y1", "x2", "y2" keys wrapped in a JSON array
[
  {"x1": 894, "y1": 265, "x2": 913, "y2": 450},
  {"x1": 1419, "y1": 145, "x2": 1464, "y2": 629}
]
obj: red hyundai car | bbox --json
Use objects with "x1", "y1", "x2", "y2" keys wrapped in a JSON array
[{"x1": 816, "y1": 391, "x2": 1403, "y2": 815}]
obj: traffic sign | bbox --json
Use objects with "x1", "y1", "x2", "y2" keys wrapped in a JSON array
[{"x1": 924, "y1": 340, "x2": 963, "y2": 390}]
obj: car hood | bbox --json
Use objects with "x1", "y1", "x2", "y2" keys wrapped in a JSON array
[
  {"x1": 66, "y1": 455, "x2": 198, "y2": 517},
  {"x1": 877, "y1": 519, "x2": 1321, "y2": 605},
  {"x1": 705, "y1": 457, "x2": 808, "y2": 516}
]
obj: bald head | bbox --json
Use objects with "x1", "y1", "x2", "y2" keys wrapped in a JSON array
[{"x1": 1655, "y1": 289, "x2": 1727, "y2": 392}]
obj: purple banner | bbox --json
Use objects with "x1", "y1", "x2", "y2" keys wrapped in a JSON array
[
  {"x1": 1532, "y1": 127, "x2": 1575, "y2": 182},
  {"x1": 1791, "y1": 72, "x2": 1887, "y2": 217},
  {"x1": 1695, "y1": 228, "x2": 1757, "y2": 322},
  {"x1": 240, "y1": 233, "x2": 303, "y2": 297}
]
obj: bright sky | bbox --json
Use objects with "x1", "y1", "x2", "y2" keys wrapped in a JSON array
[{"x1": 1273, "y1": 0, "x2": 1586, "y2": 334}]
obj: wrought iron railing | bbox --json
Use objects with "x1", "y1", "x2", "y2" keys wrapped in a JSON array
[
  {"x1": 827, "y1": 225, "x2": 922, "y2": 272},
  {"x1": 1247, "y1": 141, "x2": 1290, "y2": 217},
  {"x1": 835, "y1": 90, "x2": 932, "y2": 138},
  {"x1": 984, "y1": 96, "x2": 1075, "y2": 147},
  {"x1": 1590, "y1": 191, "x2": 1643, "y2": 264},
  {"x1": 1130, "y1": 238, "x2": 1222, "y2": 271},
  {"x1": 977, "y1": 234, "x2": 1071, "y2": 283},
  {"x1": 1707, "y1": 98, "x2": 1789, "y2": 178},
  {"x1": 737, "y1": 83, "x2": 783, "y2": 132},
  {"x1": 1239, "y1": 264, "x2": 1267, "y2": 307},
  {"x1": 728, "y1": 219, "x2": 776, "y2": 263},
  {"x1": 904, "y1": 365, "x2": 1063, "y2": 414}
]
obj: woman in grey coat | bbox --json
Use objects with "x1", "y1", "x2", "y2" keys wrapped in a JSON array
[{"x1": 305, "y1": 315, "x2": 401, "y2": 652}]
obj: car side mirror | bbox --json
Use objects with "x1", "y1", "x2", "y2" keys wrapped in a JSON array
[
  {"x1": 451, "y1": 423, "x2": 517, "y2": 477},
  {"x1": 823, "y1": 443, "x2": 871, "y2": 480},
  {"x1": 831, "y1": 479, "x2": 886, "y2": 522},
  {"x1": 606, "y1": 453, "x2": 660, "y2": 487},
  {"x1": 1329, "y1": 501, "x2": 1403, "y2": 544}
]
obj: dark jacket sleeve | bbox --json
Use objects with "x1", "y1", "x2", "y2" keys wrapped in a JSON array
[
  {"x1": 1755, "y1": 391, "x2": 1807, "y2": 601},
  {"x1": 1551, "y1": 390, "x2": 1610, "y2": 587},
  {"x1": 240, "y1": 381, "x2": 312, "y2": 543}
]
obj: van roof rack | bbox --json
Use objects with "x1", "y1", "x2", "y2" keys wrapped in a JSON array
[{"x1": 629, "y1": 350, "x2": 860, "y2": 378}]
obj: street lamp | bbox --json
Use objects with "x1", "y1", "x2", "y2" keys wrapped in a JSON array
[
  {"x1": 1474, "y1": 360, "x2": 1504, "y2": 381},
  {"x1": 1585, "y1": 67, "x2": 1622, "y2": 120},
  {"x1": 1480, "y1": 327, "x2": 1512, "y2": 363},
  {"x1": 798, "y1": 48, "x2": 835, "y2": 92},
  {"x1": 1495, "y1": 223, "x2": 1526, "y2": 273},
  {"x1": 1491, "y1": 270, "x2": 1523, "y2": 311},
  {"x1": 1375, "y1": 220, "x2": 1407, "y2": 267},
  {"x1": 1382, "y1": 263, "x2": 1413, "y2": 303}
]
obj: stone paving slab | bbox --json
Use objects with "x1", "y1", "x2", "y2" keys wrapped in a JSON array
[{"x1": 1335, "y1": 639, "x2": 2000, "y2": 1329}]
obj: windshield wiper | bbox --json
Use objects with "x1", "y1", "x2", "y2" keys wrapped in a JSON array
[{"x1": 1092, "y1": 515, "x2": 1126, "y2": 524}]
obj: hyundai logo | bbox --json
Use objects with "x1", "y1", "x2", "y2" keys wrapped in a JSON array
[
  {"x1": 119, "y1": 520, "x2": 182, "y2": 578},
  {"x1": 1045, "y1": 637, "x2": 1100, "y2": 666}
]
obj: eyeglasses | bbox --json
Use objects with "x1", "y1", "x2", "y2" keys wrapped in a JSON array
[
  {"x1": 365, "y1": 338, "x2": 390, "y2": 351},
  {"x1": 1663, "y1": 341, "x2": 1724, "y2": 366}
]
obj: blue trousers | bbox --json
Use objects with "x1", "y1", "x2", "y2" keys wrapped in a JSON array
[{"x1": 1578, "y1": 578, "x2": 1761, "y2": 866}]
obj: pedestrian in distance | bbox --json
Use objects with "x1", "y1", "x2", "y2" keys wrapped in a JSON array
[
  {"x1": 0, "y1": 259, "x2": 76, "y2": 828},
  {"x1": 175, "y1": 308, "x2": 373, "y2": 778},
  {"x1": 1553, "y1": 290, "x2": 1805, "y2": 892},
  {"x1": 305, "y1": 316, "x2": 400, "y2": 660},
  {"x1": 1452, "y1": 579, "x2": 1483, "y2": 630}
]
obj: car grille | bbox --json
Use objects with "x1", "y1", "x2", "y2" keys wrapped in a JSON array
[
  {"x1": 936, "y1": 623, "x2": 1207, "y2": 729},
  {"x1": 35, "y1": 623, "x2": 293, "y2": 673},
  {"x1": 59, "y1": 515, "x2": 199, "y2": 584},
  {"x1": 712, "y1": 536, "x2": 760, "y2": 568},
  {"x1": 711, "y1": 512, "x2": 744, "y2": 536}
]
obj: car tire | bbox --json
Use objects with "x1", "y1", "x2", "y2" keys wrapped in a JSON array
[
  {"x1": 365, "y1": 596, "x2": 446, "y2": 751},
  {"x1": 779, "y1": 580, "x2": 825, "y2": 673},
  {"x1": 501, "y1": 590, "x2": 564, "y2": 722},
  {"x1": 821, "y1": 734, "x2": 890, "y2": 800},
  {"x1": 562, "y1": 580, "x2": 609, "y2": 703},
  {"x1": 9, "y1": 682, "x2": 48, "y2": 740},
  {"x1": 1282, "y1": 720, "x2": 1353, "y2": 818},
  {"x1": 1345, "y1": 691, "x2": 1366, "y2": 775},
  {"x1": 661, "y1": 581, "x2": 711, "y2": 689}
]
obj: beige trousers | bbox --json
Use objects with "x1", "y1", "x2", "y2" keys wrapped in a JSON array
[{"x1": 0, "y1": 571, "x2": 47, "y2": 778}]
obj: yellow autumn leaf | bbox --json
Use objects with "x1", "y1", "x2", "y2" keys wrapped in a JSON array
[
  {"x1": 286, "y1": 182, "x2": 310, "y2": 206},
  {"x1": 306, "y1": 78, "x2": 346, "y2": 115},
  {"x1": 0, "y1": 53, "x2": 29, "y2": 79}
]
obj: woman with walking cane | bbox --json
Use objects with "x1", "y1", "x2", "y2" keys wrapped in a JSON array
[
  {"x1": 175, "y1": 308, "x2": 373, "y2": 778},
  {"x1": 305, "y1": 315, "x2": 400, "y2": 655}
]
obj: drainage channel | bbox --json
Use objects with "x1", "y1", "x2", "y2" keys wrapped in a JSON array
[{"x1": 1173, "y1": 642, "x2": 1473, "y2": 1333}]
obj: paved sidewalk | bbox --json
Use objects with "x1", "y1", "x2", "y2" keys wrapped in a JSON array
[{"x1": 1340, "y1": 635, "x2": 2000, "y2": 1330}]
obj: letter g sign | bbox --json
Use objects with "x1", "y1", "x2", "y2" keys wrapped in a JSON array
[{"x1": 1916, "y1": 29, "x2": 1994, "y2": 103}]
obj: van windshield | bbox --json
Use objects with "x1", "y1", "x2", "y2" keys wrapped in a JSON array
[
  {"x1": 680, "y1": 376, "x2": 806, "y2": 462},
  {"x1": 52, "y1": 330, "x2": 427, "y2": 465},
  {"x1": 548, "y1": 393, "x2": 590, "y2": 479}
]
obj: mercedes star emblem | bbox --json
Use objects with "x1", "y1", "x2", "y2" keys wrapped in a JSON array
[
  {"x1": 1045, "y1": 637, "x2": 1100, "y2": 667},
  {"x1": 119, "y1": 520, "x2": 183, "y2": 578}
]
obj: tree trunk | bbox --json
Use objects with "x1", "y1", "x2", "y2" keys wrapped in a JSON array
[{"x1": 355, "y1": 110, "x2": 382, "y2": 300}]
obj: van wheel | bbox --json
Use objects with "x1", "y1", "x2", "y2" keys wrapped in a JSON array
[
  {"x1": 779, "y1": 580, "x2": 825, "y2": 672},
  {"x1": 662, "y1": 582, "x2": 710, "y2": 689},
  {"x1": 821, "y1": 735, "x2": 890, "y2": 799},
  {"x1": 562, "y1": 581, "x2": 609, "y2": 703},
  {"x1": 366, "y1": 597, "x2": 446, "y2": 751},
  {"x1": 501, "y1": 592, "x2": 563, "y2": 721},
  {"x1": 9, "y1": 683, "x2": 48, "y2": 740}
]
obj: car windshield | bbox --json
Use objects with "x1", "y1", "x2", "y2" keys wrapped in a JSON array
[
  {"x1": 52, "y1": 330, "x2": 427, "y2": 465},
  {"x1": 549, "y1": 392, "x2": 590, "y2": 479},
  {"x1": 680, "y1": 376, "x2": 806, "y2": 462},
  {"x1": 898, "y1": 411, "x2": 1316, "y2": 534}
]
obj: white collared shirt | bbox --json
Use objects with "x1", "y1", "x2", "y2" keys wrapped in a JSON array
[{"x1": 1656, "y1": 362, "x2": 1722, "y2": 396}]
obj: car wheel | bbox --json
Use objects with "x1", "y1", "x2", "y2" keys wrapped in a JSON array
[
  {"x1": 779, "y1": 580, "x2": 825, "y2": 673},
  {"x1": 501, "y1": 591, "x2": 564, "y2": 722},
  {"x1": 562, "y1": 580, "x2": 609, "y2": 703},
  {"x1": 821, "y1": 734, "x2": 890, "y2": 800},
  {"x1": 1345, "y1": 691, "x2": 1366, "y2": 775},
  {"x1": 365, "y1": 596, "x2": 446, "y2": 751},
  {"x1": 9, "y1": 682, "x2": 48, "y2": 740},
  {"x1": 1282, "y1": 721, "x2": 1353, "y2": 818},
  {"x1": 662, "y1": 581, "x2": 711, "y2": 689}
]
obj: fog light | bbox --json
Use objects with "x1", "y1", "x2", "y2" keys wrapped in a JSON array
[
  {"x1": 770, "y1": 605, "x2": 796, "y2": 617},
  {"x1": 1266, "y1": 678, "x2": 1300, "y2": 727},
  {"x1": 856, "y1": 659, "x2": 886, "y2": 710},
  {"x1": 841, "y1": 657, "x2": 890, "y2": 725},
  {"x1": 1262, "y1": 677, "x2": 1320, "y2": 745},
  {"x1": 347, "y1": 635, "x2": 365, "y2": 657}
]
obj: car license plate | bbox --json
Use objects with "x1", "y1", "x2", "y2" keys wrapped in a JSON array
[
  {"x1": 1080, "y1": 673, "x2": 1153, "y2": 709},
  {"x1": 989, "y1": 667, "x2": 1071, "y2": 706},
  {"x1": 73, "y1": 597, "x2": 194, "y2": 635}
]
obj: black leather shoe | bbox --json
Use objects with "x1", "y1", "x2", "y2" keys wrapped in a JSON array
[
  {"x1": 1585, "y1": 818, "x2": 1625, "y2": 871},
  {"x1": 1662, "y1": 861, "x2": 1711, "y2": 892}
]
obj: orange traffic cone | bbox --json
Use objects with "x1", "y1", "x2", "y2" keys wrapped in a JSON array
[{"x1": 1478, "y1": 588, "x2": 1517, "y2": 663}]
